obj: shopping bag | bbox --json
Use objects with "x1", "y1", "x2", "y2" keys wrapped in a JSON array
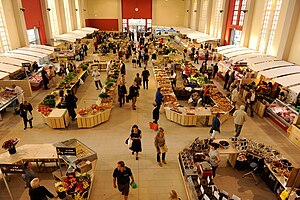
[
  {"x1": 159, "y1": 144, "x2": 168, "y2": 153},
  {"x1": 27, "y1": 112, "x2": 33, "y2": 120},
  {"x1": 149, "y1": 122, "x2": 158, "y2": 131},
  {"x1": 125, "y1": 137, "x2": 129, "y2": 144},
  {"x1": 130, "y1": 182, "x2": 138, "y2": 189}
]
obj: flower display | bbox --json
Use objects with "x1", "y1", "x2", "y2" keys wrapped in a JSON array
[
  {"x1": 55, "y1": 172, "x2": 91, "y2": 200},
  {"x1": 2, "y1": 138, "x2": 19, "y2": 150}
]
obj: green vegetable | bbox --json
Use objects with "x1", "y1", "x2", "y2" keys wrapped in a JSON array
[{"x1": 99, "y1": 92, "x2": 109, "y2": 98}]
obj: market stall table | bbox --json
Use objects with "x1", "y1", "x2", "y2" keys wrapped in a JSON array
[
  {"x1": 46, "y1": 108, "x2": 70, "y2": 129},
  {"x1": 77, "y1": 109, "x2": 111, "y2": 128}
]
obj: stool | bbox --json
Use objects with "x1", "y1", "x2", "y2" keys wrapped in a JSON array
[{"x1": 242, "y1": 162, "x2": 261, "y2": 185}]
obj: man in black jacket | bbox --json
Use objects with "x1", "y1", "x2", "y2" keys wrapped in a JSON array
[
  {"x1": 65, "y1": 90, "x2": 78, "y2": 121},
  {"x1": 141, "y1": 67, "x2": 150, "y2": 89}
]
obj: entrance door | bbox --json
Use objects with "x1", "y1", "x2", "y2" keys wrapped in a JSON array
[
  {"x1": 27, "y1": 28, "x2": 41, "y2": 45},
  {"x1": 229, "y1": 29, "x2": 242, "y2": 45}
]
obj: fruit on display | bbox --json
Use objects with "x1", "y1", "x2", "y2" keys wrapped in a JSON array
[
  {"x1": 78, "y1": 109, "x2": 88, "y2": 116},
  {"x1": 38, "y1": 106, "x2": 52, "y2": 116},
  {"x1": 29, "y1": 74, "x2": 43, "y2": 83}
]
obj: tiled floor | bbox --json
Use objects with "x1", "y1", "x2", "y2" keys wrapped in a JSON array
[{"x1": 0, "y1": 55, "x2": 300, "y2": 200}]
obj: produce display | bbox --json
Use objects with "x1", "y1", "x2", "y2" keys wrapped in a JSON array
[
  {"x1": 41, "y1": 95, "x2": 56, "y2": 108},
  {"x1": 77, "y1": 62, "x2": 119, "y2": 117},
  {"x1": 268, "y1": 99, "x2": 298, "y2": 125},
  {"x1": 38, "y1": 105, "x2": 53, "y2": 116},
  {"x1": 58, "y1": 72, "x2": 79, "y2": 89},
  {"x1": 188, "y1": 74, "x2": 210, "y2": 87},
  {"x1": 29, "y1": 73, "x2": 43, "y2": 84},
  {"x1": 206, "y1": 85, "x2": 233, "y2": 113}
]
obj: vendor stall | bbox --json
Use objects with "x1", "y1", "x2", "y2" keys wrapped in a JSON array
[
  {"x1": 52, "y1": 138, "x2": 97, "y2": 200},
  {"x1": 178, "y1": 137, "x2": 239, "y2": 200}
]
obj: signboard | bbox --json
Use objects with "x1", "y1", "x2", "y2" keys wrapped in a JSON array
[
  {"x1": 0, "y1": 164, "x2": 25, "y2": 174},
  {"x1": 54, "y1": 48, "x2": 61, "y2": 52},
  {"x1": 56, "y1": 147, "x2": 77, "y2": 156},
  {"x1": 22, "y1": 63, "x2": 31, "y2": 68},
  {"x1": 67, "y1": 56, "x2": 75, "y2": 60}
]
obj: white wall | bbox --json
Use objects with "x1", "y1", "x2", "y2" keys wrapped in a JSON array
[
  {"x1": 247, "y1": 0, "x2": 265, "y2": 50},
  {"x1": 153, "y1": 0, "x2": 185, "y2": 27},
  {"x1": 288, "y1": 13, "x2": 300, "y2": 65},
  {"x1": 86, "y1": 0, "x2": 119, "y2": 19},
  {"x1": 2, "y1": 0, "x2": 22, "y2": 49}
]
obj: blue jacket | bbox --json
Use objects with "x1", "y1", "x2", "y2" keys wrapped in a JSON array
[
  {"x1": 155, "y1": 91, "x2": 163, "y2": 105},
  {"x1": 210, "y1": 116, "x2": 220, "y2": 132}
]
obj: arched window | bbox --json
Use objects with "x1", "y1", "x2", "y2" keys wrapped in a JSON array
[
  {"x1": 213, "y1": 0, "x2": 224, "y2": 38},
  {"x1": 0, "y1": 0, "x2": 11, "y2": 53}
]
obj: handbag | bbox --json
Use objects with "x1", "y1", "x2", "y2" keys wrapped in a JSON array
[
  {"x1": 159, "y1": 144, "x2": 168, "y2": 153},
  {"x1": 27, "y1": 112, "x2": 33, "y2": 120},
  {"x1": 149, "y1": 122, "x2": 158, "y2": 131}
]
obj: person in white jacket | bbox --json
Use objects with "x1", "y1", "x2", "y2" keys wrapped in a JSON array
[
  {"x1": 233, "y1": 105, "x2": 247, "y2": 137},
  {"x1": 231, "y1": 86, "x2": 239, "y2": 112}
]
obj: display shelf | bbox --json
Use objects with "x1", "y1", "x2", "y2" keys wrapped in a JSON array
[
  {"x1": 267, "y1": 99, "x2": 299, "y2": 128},
  {"x1": 46, "y1": 108, "x2": 70, "y2": 128},
  {"x1": 287, "y1": 125, "x2": 300, "y2": 148}
]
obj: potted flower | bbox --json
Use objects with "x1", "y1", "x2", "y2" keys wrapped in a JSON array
[
  {"x1": 55, "y1": 181, "x2": 67, "y2": 199},
  {"x1": 2, "y1": 138, "x2": 19, "y2": 154}
]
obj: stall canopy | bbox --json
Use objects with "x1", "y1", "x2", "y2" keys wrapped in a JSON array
[
  {"x1": 249, "y1": 60, "x2": 292, "y2": 72},
  {"x1": 53, "y1": 27, "x2": 98, "y2": 43},
  {"x1": 30, "y1": 45, "x2": 54, "y2": 52},
  {"x1": 1, "y1": 53, "x2": 40, "y2": 62},
  {"x1": 20, "y1": 47, "x2": 53, "y2": 55},
  {"x1": 240, "y1": 56, "x2": 279, "y2": 66},
  {"x1": 289, "y1": 85, "x2": 300, "y2": 94},
  {"x1": 218, "y1": 47, "x2": 248, "y2": 55},
  {"x1": 225, "y1": 49, "x2": 258, "y2": 59},
  {"x1": 10, "y1": 49, "x2": 48, "y2": 58},
  {"x1": 0, "y1": 57, "x2": 25, "y2": 66},
  {"x1": 173, "y1": 26, "x2": 219, "y2": 42},
  {"x1": 274, "y1": 74, "x2": 300, "y2": 87},
  {"x1": 259, "y1": 66, "x2": 300, "y2": 79},
  {"x1": 0, "y1": 63, "x2": 22, "y2": 73},
  {"x1": 230, "y1": 53, "x2": 263, "y2": 63},
  {"x1": 0, "y1": 71, "x2": 9, "y2": 79}
]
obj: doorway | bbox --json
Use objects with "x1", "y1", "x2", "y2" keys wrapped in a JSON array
[
  {"x1": 229, "y1": 29, "x2": 242, "y2": 45},
  {"x1": 27, "y1": 28, "x2": 41, "y2": 45}
]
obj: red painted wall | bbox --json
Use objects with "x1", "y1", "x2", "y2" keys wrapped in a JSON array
[
  {"x1": 21, "y1": 0, "x2": 47, "y2": 44},
  {"x1": 85, "y1": 19, "x2": 119, "y2": 31},
  {"x1": 122, "y1": 0, "x2": 152, "y2": 19}
]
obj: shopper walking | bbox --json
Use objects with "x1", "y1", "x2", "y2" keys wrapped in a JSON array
[
  {"x1": 118, "y1": 81, "x2": 127, "y2": 107},
  {"x1": 129, "y1": 125, "x2": 142, "y2": 160},
  {"x1": 129, "y1": 82, "x2": 139, "y2": 110},
  {"x1": 134, "y1": 73, "x2": 142, "y2": 87},
  {"x1": 57, "y1": 90, "x2": 66, "y2": 109},
  {"x1": 154, "y1": 128, "x2": 168, "y2": 167},
  {"x1": 233, "y1": 105, "x2": 247, "y2": 137},
  {"x1": 155, "y1": 87, "x2": 164, "y2": 109},
  {"x1": 113, "y1": 161, "x2": 135, "y2": 200},
  {"x1": 223, "y1": 70, "x2": 230, "y2": 90},
  {"x1": 20, "y1": 100, "x2": 33, "y2": 130},
  {"x1": 65, "y1": 90, "x2": 78, "y2": 121},
  {"x1": 29, "y1": 178, "x2": 54, "y2": 200},
  {"x1": 227, "y1": 71, "x2": 235, "y2": 91},
  {"x1": 22, "y1": 161, "x2": 36, "y2": 188},
  {"x1": 48, "y1": 66, "x2": 56, "y2": 87},
  {"x1": 32, "y1": 61, "x2": 39, "y2": 72},
  {"x1": 210, "y1": 113, "x2": 221, "y2": 139},
  {"x1": 245, "y1": 89, "x2": 256, "y2": 117},
  {"x1": 153, "y1": 103, "x2": 160, "y2": 124},
  {"x1": 132, "y1": 52, "x2": 137, "y2": 68},
  {"x1": 209, "y1": 143, "x2": 221, "y2": 178},
  {"x1": 213, "y1": 63, "x2": 218, "y2": 79},
  {"x1": 141, "y1": 67, "x2": 150, "y2": 89},
  {"x1": 171, "y1": 70, "x2": 177, "y2": 89},
  {"x1": 120, "y1": 61, "x2": 126, "y2": 76},
  {"x1": 11, "y1": 84, "x2": 24, "y2": 104},
  {"x1": 41, "y1": 67, "x2": 50, "y2": 90},
  {"x1": 231, "y1": 86, "x2": 239, "y2": 113},
  {"x1": 92, "y1": 69, "x2": 103, "y2": 90}
]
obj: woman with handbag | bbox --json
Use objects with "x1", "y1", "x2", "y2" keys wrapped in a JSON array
[
  {"x1": 57, "y1": 90, "x2": 66, "y2": 108},
  {"x1": 20, "y1": 101, "x2": 33, "y2": 130},
  {"x1": 210, "y1": 113, "x2": 221, "y2": 139},
  {"x1": 129, "y1": 125, "x2": 142, "y2": 160},
  {"x1": 154, "y1": 128, "x2": 167, "y2": 167}
]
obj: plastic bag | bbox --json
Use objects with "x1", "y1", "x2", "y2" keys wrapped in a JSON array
[{"x1": 79, "y1": 78, "x2": 84, "y2": 85}]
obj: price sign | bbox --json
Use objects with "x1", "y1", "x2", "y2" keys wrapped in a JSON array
[
  {"x1": 54, "y1": 48, "x2": 61, "y2": 52},
  {"x1": 22, "y1": 63, "x2": 31, "y2": 68},
  {"x1": 0, "y1": 164, "x2": 25, "y2": 174},
  {"x1": 56, "y1": 147, "x2": 76, "y2": 156},
  {"x1": 67, "y1": 56, "x2": 75, "y2": 60}
]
